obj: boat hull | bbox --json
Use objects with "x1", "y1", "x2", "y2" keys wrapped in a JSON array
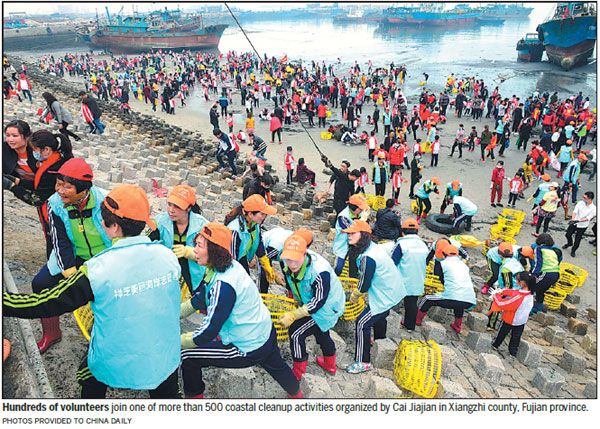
[
  {"x1": 88, "y1": 24, "x2": 227, "y2": 53},
  {"x1": 540, "y1": 16, "x2": 596, "y2": 70},
  {"x1": 404, "y1": 11, "x2": 480, "y2": 26}
]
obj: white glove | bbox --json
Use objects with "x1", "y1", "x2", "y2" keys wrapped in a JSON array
[{"x1": 489, "y1": 287, "x2": 503, "y2": 299}]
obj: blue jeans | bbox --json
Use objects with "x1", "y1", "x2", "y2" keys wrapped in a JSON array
[{"x1": 93, "y1": 118, "x2": 105, "y2": 134}]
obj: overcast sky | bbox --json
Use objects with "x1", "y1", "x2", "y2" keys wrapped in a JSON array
[{"x1": 3, "y1": 1, "x2": 553, "y2": 16}]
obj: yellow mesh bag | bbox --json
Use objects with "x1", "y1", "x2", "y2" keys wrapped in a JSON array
[
  {"x1": 320, "y1": 132, "x2": 332, "y2": 140},
  {"x1": 372, "y1": 195, "x2": 387, "y2": 211},
  {"x1": 559, "y1": 263, "x2": 588, "y2": 288},
  {"x1": 338, "y1": 277, "x2": 366, "y2": 321},
  {"x1": 497, "y1": 214, "x2": 522, "y2": 233},
  {"x1": 502, "y1": 208, "x2": 525, "y2": 223},
  {"x1": 261, "y1": 293, "x2": 298, "y2": 342},
  {"x1": 423, "y1": 260, "x2": 444, "y2": 295},
  {"x1": 393, "y1": 340, "x2": 442, "y2": 398},
  {"x1": 490, "y1": 224, "x2": 517, "y2": 241}
]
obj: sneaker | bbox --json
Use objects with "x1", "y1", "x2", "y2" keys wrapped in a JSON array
[
  {"x1": 219, "y1": 167, "x2": 227, "y2": 172},
  {"x1": 491, "y1": 203, "x2": 496, "y2": 207},
  {"x1": 346, "y1": 362, "x2": 372, "y2": 374},
  {"x1": 496, "y1": 203, "x2": 503, "y2": 207}
]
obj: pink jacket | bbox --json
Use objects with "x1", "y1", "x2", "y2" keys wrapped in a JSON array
[{"x1": 270, "y1": 116, "x2": 282, "y2": 131}]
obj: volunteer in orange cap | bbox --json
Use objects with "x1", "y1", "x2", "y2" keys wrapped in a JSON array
[
  {"x1": 390, "y1": 218, "x2": 428, "y2": 331},
  {"x1": 414, "y1": 177, "x2": 440, "y2": 223},
  {"x1": 27, "y1": 158, "x2": 112, "y2": 353},
  {"x1": 440, "y1": 179, "x2": 462, "y2": 214},
  {"x1": 4, "y1": 184, "x2": 182, "y2": 398},
  {"x1": 332, "y1": 194, "x2": 370, "y2": 275},
  {"x1": 224, "y1": 194, "x2": 282, "y2": 293},
  {"x1": 416, "y1": 244, "x2": 477, "y2": 333},
  {"x1": 527, "y1": 173, "x2": 552, "y2": 226},
  {"x1": 180, "y1": 223, "x2": 303, "y2": 399},
  {"x1": 562, "y1": 152, "x2": 586, "y2": 204},
  {"x1": 150, "y1": 185, "x2": 208, "y2": 296},
  {"x1": 340, "y1": 220, "x2": 405, "y2": 374},
  {"x1": 277, "y1": 235, "x2": 345, "y2": 380}
]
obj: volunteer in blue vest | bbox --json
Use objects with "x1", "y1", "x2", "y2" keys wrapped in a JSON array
[
  {"x1": 556, "y1": 139, "x2": 574, "y2": 177},
  {"x1": 180, "y1": 222, "x2": 302, "y2": 399},
  {"x1": 415, "y1": 177, "x2": 440, "y2": 224},
  {"x1": 486, "y1": 242, "x2": 525, "y2": 330},
  {"x1": 4, "y1": 184, "x2": 182, "y2": 398},
  {"x1": 150, "y1": 185, "x2": 208, "y2": 297},
  {"x1": 30, "y1": 158, "x2": 112, "y2": 353},
  {"x1": 390, "y1": 218, "x2": 428, "y2": 331},
  {"x1": 371, "y1": 152, "x2": 390, "y2": 197},
  {"x1": 263, "y1": 227, "x2": 314, "y2": 297},
  {"x1": 529, "y1": 233, "x2": 562, "y2": 314},
  {"x1": 426, "y1": 236, "x2": 469, "y2": 264},
  {"x1": 527, "y1": 173, "x2": 551, "y2": 225},
  {"x1": 332, "y1": 194, "x2": 370, "y2": 275},
  {"x1": 277, "y1": 234, "x2": 345, "y2": 380},
  {"x1": 562, "y1": 152, "x2": 586, "y2": 204},
  {"x1": 416, "y1": 244, "x2": 477, "y2": 333},
  {"x1": 440, "y1": 179, "x2": 462, "y2": 213},
  {"x1": 449, "y1": 194, "x2": 478, "y2": 232},
  {"x1": 480, "y1": 241, "x2": 523, "y2": 295},
  {"x1": 341, "y1": 220, "x2": 405, "y2": 373},
  {"x1": 224, "y1": 194, "x2": 283, "y2": 293}
]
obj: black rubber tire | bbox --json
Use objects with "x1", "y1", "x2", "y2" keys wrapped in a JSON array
[{"x1": 424, "y1": 213, "x2": 465, "y2": 235}]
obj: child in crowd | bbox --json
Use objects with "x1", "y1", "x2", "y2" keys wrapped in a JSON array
[
  {"x1": 355, "y1": 167, "x2": 369, "y2": 194},
  {"x1": 507, "y1": 170, "x2": 524, "y2": 208},
  {"x1": 284, "y1": 146, "x2": 296, "y2": 184},
  {"x1": 391, "y1": 168, "x2": 405, "y2": 205},
  {"x1": 490, "y1": 271, "x2": 535, "y2": 356}
]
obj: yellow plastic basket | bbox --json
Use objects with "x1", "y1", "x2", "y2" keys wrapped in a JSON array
[
  {"x1": 393, "y1": 340, "x2": 442, "y2": 399},
  {"x1": 372, "y1": 195, "x2": 387, "y2": 211},
  {"x1": 497, "y1": 214, "x2": 522, "y2": 233},
  {"x1": 559, "y1": 263, "x2": 588, "y2": 288},
  {"x1": 261, "y1": 293, "x2": 298, "y2": 342},
  {"x1": 326, "y1": 110, "x2": 332, "y2": 117},
  {"x1": 423, "y1": 260, "x2": 444, "y2": 295},
  {"x1": 544, "y1": 288, "x2": 567, "y2": 311},
  {"x1": 490, "y1": 224, "x2": 517, "y2": 241},
  {"x1": 502, "y1": 208, "x2": 525, "y2": 223},
  {"x1": 321, "y1": 132, "x2": 333, "y2": 140},
  {"x1": 339, "y1": 277, "x2": 366, "y2": 321},
  {"x1": 359, "y1": 193, "x2": 376, "y2": 209},
  {"x1": 411, "y1": 200, "x2": 419, "y2": 214},
  {"x1": 73, "y1": 303, "x2": 94, "y2": 341}
]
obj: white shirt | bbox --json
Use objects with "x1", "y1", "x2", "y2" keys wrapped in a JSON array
[
  {"x1": 432, "y1": 140, "x2": 441, "y2": 154},
  {"x1": 572, "y1": 201, "x2": 596, "y2": 228}
]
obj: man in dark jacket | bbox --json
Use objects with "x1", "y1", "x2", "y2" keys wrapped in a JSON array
[
  {"x1": 321, "y1": 155, "x2": 359, "y2": 214},
  {"x1": 439, "y1": 92, "x2": 450, "y2": 116},
  {"x1": 372, "y1": 105, "x2": 380, "y2": 134},
  {"x1": 242, "y1": 173, "x2": 273, "y2": 203},
  {"x1": 373, "y1": 199, "x2": 402, "y2": 241},
  {"x1": 79, "y1": 91, "x2": 105, "y2": 134},
  {"x1": 512, "y1": 103, "x2": 523, "y2": 133},
  {"x1": 209, "y1": 104, "x2": 220, "y2": 130},
  {"x1": 517, "y1": 119, "x2": 533, "y2": 151}
]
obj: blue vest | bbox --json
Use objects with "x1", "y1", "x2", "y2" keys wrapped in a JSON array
[
  {"x1": 286, "y1": 250, "x2": 345, "y2": 332},
  {"x1": 227, "y1": 216, "x2": 261, "y2": 262},
  {"x1": 416, "y1": 181, "x2": 437, "y2": 199},
  {"x1": 534, "y1": 182, "x2": 552, "y2": 205},
  {"x1": 446, "y1": 182, "x2": 462, "y2": 197},
  {"x1": 155, "y1": 211, "x2": 208, "y2": 291},
  {"x1": 372, "y1": 162, "x2": 390, "y2": 185},
  {"x1": 333, "y1": 206, "x2": 355, "y2": 258},
  {"x1": 558, "y1": 146, "x2": 573, "y2": 163},
  {"x1": 487, "y1": 244, "x2": 521, "y2": 265},
  {"x1": 564, "y1": 160, "x2": 581, "y2": 184},
  {"x1": 262, "y1": 227, "x2": 293, "y2": 261},
  {"x1": 47, "y1": 186, "x2": 112, "y2": 276},
  {"x1": 357, "y1": 242, "x2": 405, "y2": 316},
  {"x1": 85, "y1": 236, "x2": 181, "y2": 389},
  {"x1": 394, "y1": 235, "x2": 428, "y2": 297},
  {"x1": 453, "y1": 196, "x2": 478, "y2": 216},
  {"x1": 498, "y1": 257, "x2": 524, "y2": 289},
  {"x1": 205, "y1": 260, "x2": 272, "y2": 354},
  {"x1": 438, "y1": 256, "x2": 476, "y2": 305}
]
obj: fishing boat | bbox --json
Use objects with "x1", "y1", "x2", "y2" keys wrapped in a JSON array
[
  {"x1": 78, "y1": 7, "x2": 227, "y2": 53},
  {"x1": 516, "y1": 33, "x2": 545, "y2": 62},
  {"x1": 383, "y1": 5, "x2": 419, "y2": 24},
  {"x1": 403, "y1": 3, "x2": 482, "y2": 26},
  {"x1": 539, "y1": 2, "x2": 597, "y2": 70},
  {"x1": 475, "y1": 15, "x2": 506, "y2": 25},
  {"x1": 481, "y1": 3, "x2": 533, "y2": 18}
]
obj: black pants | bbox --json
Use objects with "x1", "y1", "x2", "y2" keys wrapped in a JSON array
[
  {"x1": 271, "y1": 128, "x2": 281, "y2": 143},
  {"x1": 354, "y1": 307, "x2": 389, "y2": 363},
  {"x1": 289, "y1": 317, "x2": 335, "y2": 361},
  {"x1": 402, "y1": 295, "x2": 419, "y2": 330},
  {"x1": 535, "y1": 213, "x2": 553, "y2": 234},
  {"x1": 485, "y1": 258, "x2": 501, "y2": 287},
  {"x1": 450, "y1": 141, "x2": 462, "y2": 157},
  {"x1": 418, "y1": 296, "x2": 472, "y2": 319},
  {"x1": 430, "y1": 153, "x2": 438, "y2": 167},
  {"x1": 498, "y1": 138, "x2": 507, "y2": 155},
  {"x1": 318, "y1": 116, "x2": 326, "y2": 127},
  {"x1": 286, "y1": 169, "x2": 294, "y2": 185},
  {"x1": 416, "y1": 196, "x2": 431, "y2": 217},
  {"x1": 565, "y1": 224, "x2": 587, "y2": 252},
  {"x1": 492, "y1": 320, "x2": 524, "y2": 356},
  {"x1": 77, "y1": 356, "x2": 180, "y2": 399},
  {"x1": 533, "y1": 272, "x2": 560, "y2": 303},
  {"x1": 375, "y1": 182, "x2": 386, "y2": 196},
  {"x1": 60, "y1": 122, "x2": 80, "y2": 141},
  {"x1": 409, "y1": 178, "x2": 419, "y2": 197},
  {"x1": 479, "y1": 141, "x2": 486, "y2": 160},
  {"x1": 507, "y1": 192, "x2": 519, "y2": 206}
]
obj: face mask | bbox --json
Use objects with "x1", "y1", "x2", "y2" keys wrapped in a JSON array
[{"x1": 33, "y1": 151, "x2": 48, "y2": 162}]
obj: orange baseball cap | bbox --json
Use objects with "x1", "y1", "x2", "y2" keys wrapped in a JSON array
[
  {"x1": 451, "y1": 180, "x2": 460, "y2": 191},
  {"x1": 347, "y1": 194, "x2": 369, "y2": 211},
  {"x1": 431, "y1": 177, "x2": 441, "y2": 186},
  {"x1": 498, "y1": 242, "x2": 514, "y2": 257},
  {"x1": 242, "y1": 194, "x2": 277, "y2": 215},
  {"x1": 50, "y1": 158, "x2": 93, "y2": 181},
  {"x1": 578, "y1": 153, "x2": 588, "y2": 161},
  {"x1": 402, "y1": 218, "x2": 419, "y2": 229},
  {"x1": 434, "y1": 238, "x2": 451, "y2": 259},
  {"x1": 519, "y1": 246, "x2": 534, "y2": 259},
  {"x1": 104, "y1": 184, "x2": 156, "y2": 230},
  {"x1": 378, "y1": 152, "x2": 386, "y2": 159},
  {"x1": 199, "y1": 222, "x2": 233, "y2": 253},
  {"x1": 168, "y1": 185, "x2": 196, "y2": 209},
  {"x1": 341, "y1": 219, "x2": 372, "y2": 234},
  {"x1": 294, "y1": 228, "x2": 313, "y2": 246},
  {"x1": 442, "y1": 245, "x2": 459, "y2": 257},
  {"x1": 541, "y1": 174, "x2": 551, "y2": 182},
  {"x1": 280, "y1": 235, "x2": 308, "y2": 261}
]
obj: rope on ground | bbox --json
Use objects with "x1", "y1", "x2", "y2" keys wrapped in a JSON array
[{"x1": 224, "y1": 3, "x2": 327, "y2": 160}]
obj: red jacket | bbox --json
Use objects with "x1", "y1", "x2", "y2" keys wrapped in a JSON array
[
  {"x1": 491, "y1": 166, "x2": 505, "y2": 184},
  {"x1": 389, "y1": 145, "x2": 404, "y2": 165}
]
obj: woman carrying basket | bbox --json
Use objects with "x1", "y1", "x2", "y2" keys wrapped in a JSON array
[
  {"x1": 277, "y1": 235, "x2": 345, "y2": 380},
  {"x1": 339, "y1": 220, "x2": 405, "y2": 374}
]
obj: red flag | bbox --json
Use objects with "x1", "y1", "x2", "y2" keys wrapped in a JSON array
[{"x1": 280, "y1": 55, "x2": 287, "y2": 63}]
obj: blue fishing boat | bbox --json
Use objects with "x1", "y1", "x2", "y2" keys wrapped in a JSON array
[
  {"x1": 539, "y1": 2, "x2": 597, "y2": 70},
  {"x1": 516, "y1": 33, "x2": 545, "y2": 62},
  {"x1": 481, "y1": 3, "x2": 533, "y2": 18},
  {"x1": 404, "y1": 3, "x2": 482, "y2": 26}
]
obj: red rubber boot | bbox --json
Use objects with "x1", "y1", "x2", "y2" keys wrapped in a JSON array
[
  {"x1": 288, "y1": 389, "x2": 304, "y2": 399},
  {"x1": 415, "y1": 310, "x2": 427, "y2": 326},
  {"x1": 316, "y1": 355, "x2": 337, "y2": 375},
  {"x1": 450, "y1": 317, "x2": 463, "y2": 333},
  {"x1": 481, "y1": 283, "x2": 490, "y2": 295},
  {"x1": 37, "y1": 317, "x2": 62, "y2": 354},
  {"x1": 292, "y1": 360, "x2": 308, "y2": 381},
  {"x1": 185, "y1": 393, "x2": 204, "y2": 399}
]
